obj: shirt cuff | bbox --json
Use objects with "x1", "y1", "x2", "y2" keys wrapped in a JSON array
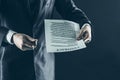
[
  {"x1": 82, "y1": 23, "x2": 91, "y2": 28},
  {"x1": 6, "y1": 30, "x2": 16, "y2": 45}
]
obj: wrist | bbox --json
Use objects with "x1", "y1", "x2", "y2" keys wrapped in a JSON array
[{"x1": 11, "y1": 33, "x2": 17, "y2": 44}]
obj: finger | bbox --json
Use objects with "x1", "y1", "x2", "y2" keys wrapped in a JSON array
[
  {"x1": 21, "y1": 44, "x2": 33, "y2": 51},
  {"x1": 25, "y1": 39, "x2": 38, "y2": 50},
  {"x1": 31, "y1": 39, "x2": 38, "y2": 46},
  {"x1": 29, "y1": 39, "x2": 38, "y2": 49},
  {"x1": 24, "y1": 43, "x2": 33, "y2": 48},
  {"x1": 27, "y1": 38, "x2": 38, "y2": 46},
  {"x1": 31, "y1": 45, "x2": 37, "y2": 50},
  {"x1": 82, "y1": 31, "x2": 89, "y2": 41},
  {"x1": 26, "y1": 36, "x2": 37, "y2": 42},
  {"x1": 24, "y1": 38, "x2": 38, "y2": 47},
  {"x1": 21, "y1": 47, "x2": 33, "y2": 51},
  {"x1": 77, "y1": 29, "x2": 84, "y2": 40},
  {"x1": 84, "y1": 38, "x2": 91, "y2": 44}
]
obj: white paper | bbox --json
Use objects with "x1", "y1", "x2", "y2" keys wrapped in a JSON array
[{"x1": 45, "y1": 19, "x2": 86, "y2": 53}]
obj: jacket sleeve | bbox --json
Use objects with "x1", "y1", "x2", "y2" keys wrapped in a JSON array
[
  {"x1": 0, "y1": 26, "x2": 9, "y2": 47},
  {"x1": 0, "y1": 0, "x2": 10, "y2": 47},
  {"x1": 54, "y1": 0, "x2": 91, "y2": 26}
]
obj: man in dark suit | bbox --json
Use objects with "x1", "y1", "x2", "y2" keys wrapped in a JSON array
[{"x1": 0, "y1": 0, "x2": 92, "y2": 80}]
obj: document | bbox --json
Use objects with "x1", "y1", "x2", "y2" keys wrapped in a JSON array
[{"x1": 45, "y1": 19, "x2": 86, "y2": 53}]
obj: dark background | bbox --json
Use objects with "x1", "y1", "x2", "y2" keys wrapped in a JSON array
[{"x1": 54, "y1": 0, "x2": 120, "y2": 80}]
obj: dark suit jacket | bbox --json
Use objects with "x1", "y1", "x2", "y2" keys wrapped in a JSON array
[{"x1": 0, "y1": 0, "x2": 91, "y2": 80}]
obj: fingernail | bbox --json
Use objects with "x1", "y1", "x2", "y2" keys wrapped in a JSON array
[
  {"x1": 77, "y1": 37, "x2": 80, "y2": 40},
  {"x1": 32, "y1": 46, "x2": 35, "y2": 50},
  {"x1": 35, "y1": 40, "x2": 38, "y2": 46}
]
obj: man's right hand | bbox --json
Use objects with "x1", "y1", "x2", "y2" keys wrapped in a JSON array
[{"x1": 12, "y1": 33, "x2": 38, "y2": 51}]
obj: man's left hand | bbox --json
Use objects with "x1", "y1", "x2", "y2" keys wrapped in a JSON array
[{"x1": 77, "y1": 23, "x2": 92, "y2": 44}]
